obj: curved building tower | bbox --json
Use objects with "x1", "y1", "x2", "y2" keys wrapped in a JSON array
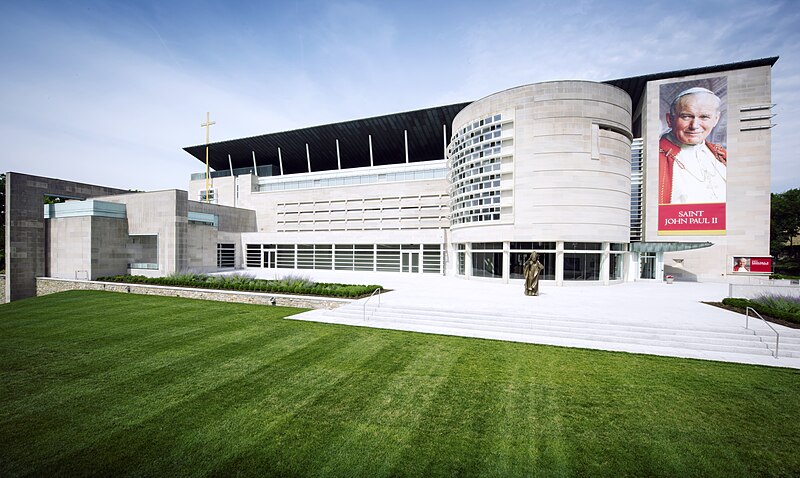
[{"x1": 447, "y1": 81, "x2": 633, "y2": 284}]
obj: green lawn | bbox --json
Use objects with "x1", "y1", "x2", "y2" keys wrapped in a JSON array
[{"x1": 1, "y1": 291, "x2": 799, "y2": 477}]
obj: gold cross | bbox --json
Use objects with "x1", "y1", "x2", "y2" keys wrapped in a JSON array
[{"x1": 201, "y1": 112, "x2": 216, "y2": 203}]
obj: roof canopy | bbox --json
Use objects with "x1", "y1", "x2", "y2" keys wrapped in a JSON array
[
  {"x1": 184, "y1": 103, "x2": 470, "y2": 175},
  {"x1": 603, "y1": 56, "x2": 778, "y2": 115},
  {"x1": 629, "y1": 242, "x2": 713, "y2": 253}
]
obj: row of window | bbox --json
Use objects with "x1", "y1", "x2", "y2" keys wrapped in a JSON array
[
  {"x1": 458, "y1": 251, "x2": 625, "y2": 281},
  {"x1": 259, "y1": 167, "x2": 448, "y2": 192},
  {"x1": 449, "y1": 136, "x2": 503, "y2": 166},
  {"x1": 449, "y1": 146, "x2": 504, "y2": 171},
  {"x1": 278, "y1": 194, "x2": 446, "y2": 209},
  {"x1": 279, "y1": 205, "x2": 446, "y2": 215},
  {"x1": 244, "y1": 243, "x2": 443, "y2": 274},
  {"x1": 461, "y1": 242, "x2": 625, "y2": 251},
  {"x1": 448, "y1": 115, "x2": 509, "y2": 226},
  {"x1": 453, "y1": 114, "x2": 503, "y2": 141},
  {"x1": 449, "y1": 158, "x2": 502, "y2": 183}
]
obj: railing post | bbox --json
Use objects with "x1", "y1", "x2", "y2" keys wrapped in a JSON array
[
  {"x1": 362, "y1": 288, "x2": 382, "y2": 321},
  {"x1": 746, "y1": 307, "x2": 780, "y2": 359}
]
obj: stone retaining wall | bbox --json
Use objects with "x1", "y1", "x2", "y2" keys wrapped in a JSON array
[
  {"x1": 729, "y1": 282, "x2": 800, "y2": 300},
  {"x1": 0, "y1": 274, "x2": 6, "y2": 304},
  {"x1": 36, "y1": 277, "x2": 351, "y2": 310}
]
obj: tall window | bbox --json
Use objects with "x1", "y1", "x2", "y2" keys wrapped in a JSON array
[
  {"x1": 471, "y1": 242, "x2": 503, "y2": 278},
  {"x1": 563, "y1": 243, "x2": 602, "y2": 281},
  {"x1": 610, "y1": 243, "x2": 626, "y2": 280},
  {"x1": 129, "y1": 235, "x2": 158, "y2": 270},
  {"x1": 510, "y1": 242, "x2": 556, "y2": 280},
  {"x1": 216, "y1": 243, "x2": 235, "y2": 268}
]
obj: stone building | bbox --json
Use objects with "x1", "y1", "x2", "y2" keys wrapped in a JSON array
[{"x1": 4, "y1": 57, "x2": 777, "y2": 301}]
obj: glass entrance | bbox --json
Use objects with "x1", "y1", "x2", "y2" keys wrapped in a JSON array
[
  {"x1": 639, "y1": 252, "x2": 656, "y2": 280},
  {"x1": 263, "y1": 249, "x2": 276, "y2": 268},
  {"x1": 401, "y1": 252, "x2": 419, "y2": 273}
]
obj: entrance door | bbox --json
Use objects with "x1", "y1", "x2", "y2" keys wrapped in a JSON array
[
  {"x1": 401, "y1": 252, "x2": 419, "y2": 273},
  {"x1": 639, "y1": 252, "x2": 656, "y2": 279},
  {"x1": 263, "y1": 250, "x2": 276, "y2": 268}
]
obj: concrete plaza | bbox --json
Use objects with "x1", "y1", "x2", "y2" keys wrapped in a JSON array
[{"x1": 235, "y1": 269, "x2": 800, "y2": 369}]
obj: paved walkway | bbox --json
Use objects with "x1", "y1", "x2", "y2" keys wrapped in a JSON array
[{"x1": 231, "y1": 269, "x2": 800, "y2": 369}]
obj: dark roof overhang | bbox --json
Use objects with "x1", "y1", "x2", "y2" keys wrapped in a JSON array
[
  {"x1": 603, "y1": 57, "x2": 779, "y2": 114},
  {"x1": 184, "y1": 103, "x2": 471, "y2": 175}
]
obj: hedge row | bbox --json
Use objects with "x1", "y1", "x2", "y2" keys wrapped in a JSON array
[
  {"x1": 96, "y1": 274, "x2": 383, "y2": 299},
  {"x1": 721, "y1": 297, "x2": 800, "y2": 325}
]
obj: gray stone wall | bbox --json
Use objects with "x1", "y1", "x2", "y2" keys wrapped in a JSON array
[
  {"x1": 5, "y1": 172, "x2": 129, "y2": 301},
  {"x1": 36, "y1": 277, "x2": 350, "y2": 310},
  {"x1": 0, "y1": 275, "x2": 6, "y2": 303},
  {"x1": 97, "y1": 190, "x2": 183, "y2": 276},
  {"x1": 47, "y1": 216, "x2": 93, "y2": 279},
  {"x1": 186, "y1": 223, "x2": 218, "y2": 272},
  {"x1": 729, "y1": 282, "x2": 800, "y2": 299},
  {"x1": 47, "y1": 216, "x2": 130, "y2": 280},
  {"x1": 188, "y1": 200, "x2": 257, "y2": 232},
  {"x1": 90, "y1": 217, "x2": 130, "y2": 279}
]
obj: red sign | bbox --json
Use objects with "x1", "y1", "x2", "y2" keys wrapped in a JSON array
[
  {"x1": 732, "y1": 257, "x2": 772, "y2": 273},
  {"x1": 658, "y1": 203, "x2": 726, "y2": 235}
]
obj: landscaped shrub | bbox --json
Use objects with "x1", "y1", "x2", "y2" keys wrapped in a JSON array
[
  {"x1": 753, "y1": 294, "x2": 800, "y2": 316},
  {"x1": 95, "y1": 273, "x2": 382, "y2": 299},
  {"x1": 721, "y1": 296, "x2": 800, "y2": 324},
  {"x1": 279, "y1": 274, "x2": 316, "y2": 289}
]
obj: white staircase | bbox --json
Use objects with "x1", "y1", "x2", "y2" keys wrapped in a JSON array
[{"x1": 293, "y1": 302, "x2": 800, "y2": 365}]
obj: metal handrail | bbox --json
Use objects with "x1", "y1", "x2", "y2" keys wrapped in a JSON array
[
  {"x1": 746, "y1": 307, "x2": 780, "y2": 358},
  {"x1": 362, "y1": 288, "x2": 382, "y2": 321}
]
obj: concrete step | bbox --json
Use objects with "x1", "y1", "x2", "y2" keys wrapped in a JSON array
[
  {"x1": 363, "y1": 314, "x2": 776, "y2": 357},
  {"x1": 324, "y1": 304, "x2": 800, "y2": 358},
  {"x1": 358, "y1": 304, "x2": 800, "y2": 344},
  {"x1": 336, "y1": 306, "x2": 764, "y2": 344},
  {"x1": 357, "y1": 303, "x2": 754, "y2": 335}
]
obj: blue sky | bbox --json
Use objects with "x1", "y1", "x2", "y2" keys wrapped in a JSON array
[{"x1": 1, "y1": 0, "x2": 798, "y2": 192}]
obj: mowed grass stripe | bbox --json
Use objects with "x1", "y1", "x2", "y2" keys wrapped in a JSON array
[{"x1": 1, "y1": 291, "x2": 799, "y2": 477}]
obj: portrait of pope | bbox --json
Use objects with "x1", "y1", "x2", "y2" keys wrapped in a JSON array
[{"x1": 659, "y1": 83, "x2": 727, "y2": 205}]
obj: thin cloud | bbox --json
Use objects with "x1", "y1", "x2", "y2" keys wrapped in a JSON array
[{"x1": 0, "y1": 0, "x2": 797, "y2": 192}]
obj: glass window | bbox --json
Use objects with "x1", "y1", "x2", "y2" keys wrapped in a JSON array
[
  {"x1": 277, "y1": 245, "x2": 295, "y2": 269},
  {"x1": 471, "y1": 242, "x2": 503, "y2": 250},
  {"x1": 510, "y1": 242, "x2": 556, "y2": 250},
  {"x1": 314, "y1": 245, "x2": 332, "y2": 270},
  {"x1": 564, "y1": 253, "x2": 601, "y2": 280},
  {"x1": 509, "y1": 252, "x2": 555, "y2": 280},
  {"x1": 216, "y1": 243, "x2": 235, "y2": 268},
  {"x1": 245, "y1": 244, "x2": 261, "y2": 268},
  {"x1": 471, "y1": 252, "x2": 503, "y2": 278},
  {"x1": 128, "y1": 235, "x2": 159, "y2": 269},
  {"x1": 564, "y1": 242, "x2": 602, "y2": 251},
  {"x1": 610, "y1": 253, "x2": 624, "y2": 280}
]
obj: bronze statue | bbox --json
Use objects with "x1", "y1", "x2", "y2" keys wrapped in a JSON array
[{"x1": 523, "y1": 252, "x2": 544, "y2": 296}]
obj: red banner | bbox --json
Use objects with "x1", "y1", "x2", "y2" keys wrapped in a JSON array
[
  {"x1": 658, "y1": 203, "x2": 726, "y2": 235},
  {"x1": 732, "y1": 257, "x2": 772, "y2": 273}
]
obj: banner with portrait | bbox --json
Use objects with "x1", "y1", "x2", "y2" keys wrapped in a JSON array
[
  {"x1": 731, "y1": 256, "x2": 772, "y2": 273},
  {"x1": 658, "y1": 77, "x2": 727, "y2": 235}
]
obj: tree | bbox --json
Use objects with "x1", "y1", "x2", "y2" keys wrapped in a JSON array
[
  {"x1": 1, "y1": 173, "x2": 5, "y2": 272},
  {"x1": 770, "y1": 188, "x2": 800, "y2": 274}
]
